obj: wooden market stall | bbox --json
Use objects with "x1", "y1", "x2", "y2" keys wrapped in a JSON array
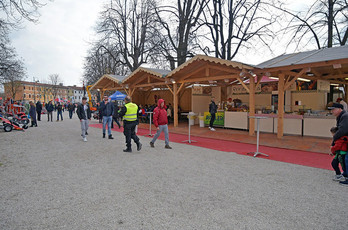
[
  {"x1": 255, "y1": 45, "x2": 348, "y2": 138},
  {"x1": 89, "y1": 74, "x2": 125, "y2": 98},
  {"x1": 164, "y1": 55, "x2": 256, "y2": 134},
  {"x1": 119, "y1": 67, "x2": 171, "y2": 106}
]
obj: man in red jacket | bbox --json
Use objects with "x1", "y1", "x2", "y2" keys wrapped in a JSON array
[{"x1": 150, "y1": 99, "x2": 172, "y2": 149}]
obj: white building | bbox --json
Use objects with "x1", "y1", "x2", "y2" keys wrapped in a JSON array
[{"x1": 72, "y1": 87, "x2": 84, "y2": 103}]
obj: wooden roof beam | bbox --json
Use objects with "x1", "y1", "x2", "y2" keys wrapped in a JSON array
[
  {"x1": 178, "y1": 74, "x2": 238, "y2": 83},
  {"x1": 236, "y1": 77, "x2": 250, "y2": 93},
  {"x1": 284, "y1": 68, "x2": 308, "y2": 90}
]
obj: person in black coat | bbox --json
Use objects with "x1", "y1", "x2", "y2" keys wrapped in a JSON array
[
  {"x1": 68, "y1": 102, "x2": 75, "y2": 119},
  {"x1": 36, "y1": 101, "x2": 42, "y2": 121},
  {"x1": 209, "y1": 97, "x2": 218, "y2": 131},
  {"x1": 29, "y1": 101, "x2": 37, "y2": 127},
  {"x1": 77, "y1": 97, "x2": 91, "y2": 142}
]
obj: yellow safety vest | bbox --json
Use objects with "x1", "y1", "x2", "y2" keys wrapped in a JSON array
[{"x1": 123, "y1": 102, "x2": 138, "y2": 121}]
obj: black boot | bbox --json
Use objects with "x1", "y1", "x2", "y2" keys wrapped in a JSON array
[
  {"x1": 108, "y1": 135, "x2": 114, "y2": 139},
  {"x1": 123, "y1": 148, "x2": 132, "y2": 152},
  {"x1": 136, "y1": 142, "x2": 142, "y2": 151},
  {"x1": 103, "y1": 133, "x2": 105, "y2": 138},
  {"x1": 30, "y1": 121, "x2": 34, "y2": 127}
]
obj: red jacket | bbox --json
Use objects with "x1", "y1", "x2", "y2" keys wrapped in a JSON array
[
  {"x1": 331, "y1": 136, "x2": 348, "y2": 154},
  {"x1": 153, "y1": 99, "x2": 168, "y2": 127}
]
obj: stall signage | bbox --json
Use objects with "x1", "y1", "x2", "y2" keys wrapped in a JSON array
[
  {"x1": 317, "y1": 80, "x2": 330, "y2": 91},
  {"x1": 192, "y1": 86, "x2": 203, "y2": 95},
  {"x1": 231, "y1": 84, "x2": 261, "y2": 94},
  {"x1": 204, "y1": 111, "x2": 224, "y2": 126}
]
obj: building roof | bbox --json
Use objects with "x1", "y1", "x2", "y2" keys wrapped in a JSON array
[
  {"x1": 256, "y1": 45, "x2": 348, "y2": 69},
  {"x1": 89, "y1": 74, "x2": 126, "y2": 90},
  {"x1": 166, "y1": 55, "x2": 254, "y2": 79},
  {"x1": 121, "y1": 67, "x2": 169, "y2": 85}
]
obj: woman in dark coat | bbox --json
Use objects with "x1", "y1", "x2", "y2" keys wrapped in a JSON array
[{"x1": 29, "y1": 101, "x2": 37, "y2": 127}]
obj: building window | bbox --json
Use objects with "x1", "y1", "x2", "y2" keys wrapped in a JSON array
[
  {"x1": 23, "y1": 93, "x2": 26, "y2": 98},
  {"x1": 29, "y1": 94, "x2": 31, "y2": 98},
  {"x1": 24, "y1": 86, "x2": 26, "y2": 90}
]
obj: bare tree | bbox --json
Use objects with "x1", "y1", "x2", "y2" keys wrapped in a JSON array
[
  {"x1": 3, "y1": 58, "x2": 26, "y2": 99},
  {"x1": 198, "y1": 0, "x2": 277, "y2": 60},
  {"x1": 155, "y1": 0, "x2": 208, "y2": 69},
  {"x1": 0, "y1": 0, "x2": 49, "y2": 28},
  {"x1": 48, "y1": 74, "x2": 61, "y2": 100},
  {"x1": 96, "y1": 0, "x2": 160, "y2": 72},
  {"x1": 273, "y1": 0, "x2": 348, "y2": 49},
  {"x1": 83, "y1": 44, "x2": 128, "y2": 85}
]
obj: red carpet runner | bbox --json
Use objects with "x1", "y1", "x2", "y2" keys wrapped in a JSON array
[{"x1": 90, "y1": 124, "x2": 332, "y2": 171}]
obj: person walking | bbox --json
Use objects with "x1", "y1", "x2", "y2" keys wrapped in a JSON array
[
  {"x1": 113, "y1": 102, "x2": 121, "y2": 129},
  {"x1": 150, "y1": 99, "x2": 172, "y2": 149},
  {"x1": 36, "y1": 101, "x2": 42, "y2": 121},
  {"x1": 68, "y1": 102, "x2": 75, "y2": 119},
  {"x1": 209, "y1": 96, "x2": 218, "y2": 131},
  {"x1": 119, "y1": 96, "x2": 142, "y2": 152},
  {"x1": 56, "y1": 102, "x2": 63, "y2": 121},
  {"x1": 29, "y1": 101, "x2": 37, "y2": 127},
  {"x1": 328, "y1": 103, "x2": 348, "y2": 186},
  {"x1": 77, "y1": 96, "x2": 91, "y2": 142},
  {"x1": 99, "y1": 95, "x2": 114, "y2": 139},
  {"x1": 45, "y1": 101, "x2": 54, "y2": 122}
]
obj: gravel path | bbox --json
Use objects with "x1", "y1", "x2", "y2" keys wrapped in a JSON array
[{"x1": 0, "y1": 112, "x2": 347, "y2": 229}]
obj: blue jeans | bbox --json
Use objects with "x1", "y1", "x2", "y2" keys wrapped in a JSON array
[
  {"x1": 103, "y1": 116, "x2": 112, "y2": 135},
  {"x1": 57, "y1": 111, "x2": 63, "y2": 120},
  {"x1": 151, "y1": 124, "x2": 169, "y2": 146}
]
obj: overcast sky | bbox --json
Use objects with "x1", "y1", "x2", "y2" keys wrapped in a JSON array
[
  {"x1": 10, "y1": 0, "x2": 311, "y2": 87},
  {"x1": 10, "y1": 0, "x2": 104, "y2": 86}
]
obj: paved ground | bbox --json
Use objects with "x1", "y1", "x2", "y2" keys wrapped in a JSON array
[{"x1": 0, "y1": 112, "x2": 347, "y2": 229}]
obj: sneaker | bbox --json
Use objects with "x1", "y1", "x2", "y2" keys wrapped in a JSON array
[
  {"x1": 339, "y1": 180, "x2": 348, "y2": 186},
  {"x1": 165, "y1": 145, "x2": 172, "y2": 149},
  {"x1": 123, "y1": 148, "x2": 132, "y2": 152},
  {"x1": 210, "y1": 128, "x2": 216, "y2": 131},
  {"x1": 150, "y1": 142, "x2": 154, "y2": 148},
  {"x1": 333, "y1": 174, "x2": 345, "y2": 181},
  {"x1": 83, "y1": 137, "x2": 87, "y2": 142}
]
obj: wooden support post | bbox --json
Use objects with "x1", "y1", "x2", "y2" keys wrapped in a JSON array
[
  {"x1": 277, "y1": 74, "x2": 285, "y2": 138},
  {"x1": 249, "y1": 75, "x2": 255, "y2": 136},
  {"x1": 173, "y1": 83, "x2": 178, "y2": 127},
  {"x1": 345, "y1": 84, "x2": 348, "y2": 103}
]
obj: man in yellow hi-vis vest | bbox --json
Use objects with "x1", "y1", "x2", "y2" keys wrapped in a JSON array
[{"x1": 118, "y1": 96, "x2": 142, "y2": 152}]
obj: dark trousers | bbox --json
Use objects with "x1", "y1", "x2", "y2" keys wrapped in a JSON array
[
  {"x1": 123, "y1": 121, "x2": 140, "y2": 149},
  {"x1": 113, "y1": 117, "x2": 121, "y2": 128},
  {"x1": 47, "y1": 112, "x2": 53, "y2": 121},
  {"x1": 209, "y1": 113, "x2": 216, "y2": 128},
  {"x1": 31, "y1": 118, "x2": 37, "y2": 127},
  {"x1": 57, "y1": 111, "x2": 63, "y2": 121},
  {"x1": 37, "y1": 111, "x2": 41, "y2": 121},
  {"x1": 332, "y1": 154, "x2": 346, "y2": 176},
  {"x1": 69, "y1": 110, "x2": 73, "y2": 119}
]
